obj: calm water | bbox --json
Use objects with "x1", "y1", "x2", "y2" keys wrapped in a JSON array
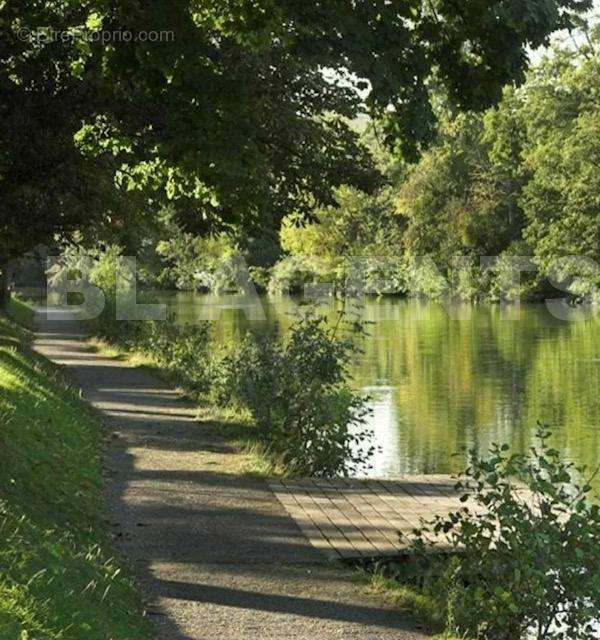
[{"x1": 162, "y1": 292, "x2": 600, "y2": 492}]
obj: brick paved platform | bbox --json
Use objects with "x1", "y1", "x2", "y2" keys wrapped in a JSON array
[{"x1": 269, "y1": 475, "x2": 466, "y2": 560}]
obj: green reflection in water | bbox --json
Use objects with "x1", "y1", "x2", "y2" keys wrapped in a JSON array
[{"x1": 158, "y1": 292, "x2": 600, "y2": 493}]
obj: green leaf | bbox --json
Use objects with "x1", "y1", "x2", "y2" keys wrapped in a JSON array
[{"x1": 86, "y1": 11, "x2": 103, "y2": 31}]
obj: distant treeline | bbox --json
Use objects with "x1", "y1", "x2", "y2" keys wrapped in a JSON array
[
  {"x1": 60, "y1": 34, "x2": 600, "y2": 304},
  {"x1": 267, "y1": 36, "x2": 600, "y2": 302}
]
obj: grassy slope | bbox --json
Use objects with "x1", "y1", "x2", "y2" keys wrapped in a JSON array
[
  {"x1": 5, "y1": 297, "x2": 35, "y2": 329},
  {"x1": 0, "y1": 305, "x2": 153, "y2": 639}
]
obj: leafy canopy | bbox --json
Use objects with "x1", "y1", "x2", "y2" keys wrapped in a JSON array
[{"x1": 0, "y1": 0, "x2": 592, "y2": 262}]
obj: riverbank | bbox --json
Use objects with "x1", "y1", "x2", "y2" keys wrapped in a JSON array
[
  {"x1": 77, "y1": 300, "x2": 600, "y2": 639},
  {"x1": 0, "y1": 305, "x2": 153, "y2": 639},
  {"x1": 28, "y1": 306, "x2": 429, "y2": 639},
  {"x1": 40, "y1": 300, "x2": 455, "y2": 636},
  {"x1": 86, "y1": 333, "x2": 280, "y2": 478},
  {"x1": 84, "y1": 313, "x2": 459, "y2": 637}
]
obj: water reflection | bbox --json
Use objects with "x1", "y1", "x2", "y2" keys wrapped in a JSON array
[{"x1": 160, "y1": 292, "x2": 600, "y2": 494}]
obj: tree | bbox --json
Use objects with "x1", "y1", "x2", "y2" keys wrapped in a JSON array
[
  {"x1": 0, "y1": 0, "x2": 592, "y2": 305},
  {"x1": 398, "y1": 101, "x2": 528, "y2": 264},
  {"x1": 274, "y1": 185, "x2": 405, "y2": 294},
  {"x1": 77, "y1": 0, "x2": 593, "y2": 229},
  {"x1": 0, "y1": 2, "x2": 126, "y2": 305},
  {"x1": 520, "y1": 45, "x2": 600, "y2": 296}
]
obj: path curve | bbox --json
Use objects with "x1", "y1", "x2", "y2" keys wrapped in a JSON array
[{"x1": 34, "y1": 314, "x2": 427, "y2": 640}]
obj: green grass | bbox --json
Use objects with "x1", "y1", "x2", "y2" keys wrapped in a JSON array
[
  {"x1": 6, "y1": 297, "x2": 35, "y2": 330},
  {"x1": 0, "y1": 313, "x2": 153, "y2": 639},
  {"x1": 366, "y1": 571, "x2": 449, "y2": 638},
  {"x1": 358, "y1": 556, "x2": 461, "y2": 640}
]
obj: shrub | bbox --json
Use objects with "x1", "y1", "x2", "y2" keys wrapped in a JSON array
[
  {"x1": 268, "y1": 256, "x2": 318, "y2": 295},
  {"x1": 61, "y1": 246, "x2": 213, "y2": 396},
  {"x1": 142, "y1": 319, "x2": 212, "y2": 395},
  {"x1": 215, "y1": 311, "x2": 374, "y2": 476},
  {"x1": 361, "y1": 256, "x2": 408, "y2": 297},
  {"x1": 93, "y1": 310, "x2": 212, "y2": 398},
  {"x1": 404, "y1": 426, "x2": 600, "y2": 640},
  {"x1": 405, "y1": 256, "x2": 449, "y2": 299}
]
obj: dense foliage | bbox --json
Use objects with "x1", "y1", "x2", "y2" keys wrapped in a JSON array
[
  {"x1": 215, "y1": 312, "x2": 374, "y2": 476},
  {"x1": 156, "y1": 221, "x2": 279, "y2": 292},
  {"x1": 153, "y1": 31, "x2": 600, "y2": 304},
  {"x1": 1, "y1": 1, "x2": 589, "y2": 296},
  {"x1": 273, "y1": 32, "x2": 600, "y2": 303},
  {"x1": 400, "y1": 426, "x2": 600, "y2": 639}
]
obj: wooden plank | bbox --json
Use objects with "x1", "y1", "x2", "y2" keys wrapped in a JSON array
[{"x1": 270, "y1": 475, "x2": 483, "y2": 560}]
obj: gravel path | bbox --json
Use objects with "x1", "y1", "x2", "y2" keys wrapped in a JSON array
[{"x1": 34, "y1": 314, "x2": 428, "y2": 640}]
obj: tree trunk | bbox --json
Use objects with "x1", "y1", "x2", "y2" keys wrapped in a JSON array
[{"x1": 0, "y1": 264, "x2": 11, "y2": 310}]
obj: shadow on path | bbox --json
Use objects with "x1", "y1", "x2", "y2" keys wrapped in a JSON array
[{"x1": 34, "y1": 317, "x2": 428, "y2": 640}]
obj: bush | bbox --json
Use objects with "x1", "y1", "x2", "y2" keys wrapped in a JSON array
[
  {"x1": 63, "y1": 246, "x2": 214, "y2": 396},
  {"x1": 405, "y1": 256, "x2": 449, "y2": 299},
  {"x1": 94, "y1": 311, "x2": 212, "y2": 398},
  {"x1": 361, "y1": 256, "x2": 408, "y2": 297},
  {"x1": 268, "y1": 256, "x2": 318, "y2": 295},
  {"x1": 142, "y1": 319, "x2": 212, "y2": 395},
  {"x1": 215, "y1": 311, "x2": 374, "y2": 476},
  {"x1": 404, "y1": 426, "x2": 600, "y2": 640}
]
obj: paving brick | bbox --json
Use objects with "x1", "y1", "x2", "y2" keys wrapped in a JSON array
[{"x1": 270, "y1": 474, "x2": 532, "y2": 560}]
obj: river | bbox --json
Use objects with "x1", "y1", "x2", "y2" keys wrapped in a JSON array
[{"x1": 159, "y1": 292, "x2": 600, "y2": 494}]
